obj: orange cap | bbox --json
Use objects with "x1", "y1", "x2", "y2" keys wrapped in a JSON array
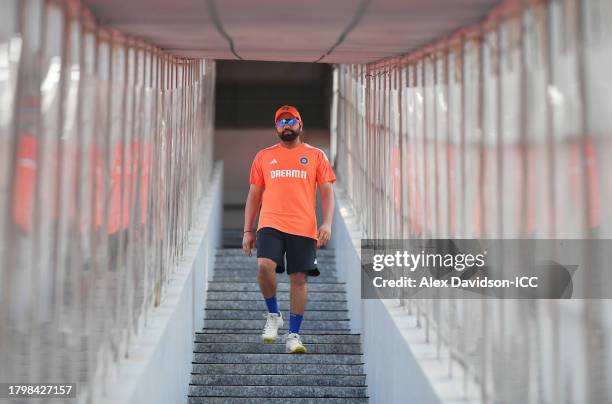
[{"x1": 274, "y1": 105, "x2": 302, "y2": 122}]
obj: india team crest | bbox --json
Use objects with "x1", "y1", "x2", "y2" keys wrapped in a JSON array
[{"x1": 299, "y1": 157, "x2": 308, "y2": 164}]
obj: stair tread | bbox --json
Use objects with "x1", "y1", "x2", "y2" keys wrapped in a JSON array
[
  {"x1": 189, "y1": 385, "x2": 367, "y2": 397},
  {"x1": 207, "y1": 283, "x2": 345, "y2": 292},
  {"x1": 212, "y1": 277, "x2": 340, "y2": 282},
  {"x1": 194, "y1": 342, "x2": 362, "y2": 354},
  {"x1": 188, "y1": 397, "x2": 369, "y2": 404},
  {"x1": 192, "y1": 363, "x2": 366, "y2": 376},
  {"x1": 206, "y1": 292, "x2": 347, "y2": 301},
  {"x1": 196, "y1": 331, "x2": 359, "y2": 335},
  {"x1": 198, "y1": 329, "x2": 353, "y2": 334},
  {"x1": 195, "y1": 333, "x2": 360, "y2": 341},
  {"x1": 190, "y1": 374, "x2": 366, "y2": 386},
  {"x1": 216, "y1": 248, "x2": 335, "y2": 255},
  {"x1": 204, "y1": 310, "x2": 348, "y2": 320},
  {"x1": 205, "y1": 301, "x2": 348, "y2": 310}
]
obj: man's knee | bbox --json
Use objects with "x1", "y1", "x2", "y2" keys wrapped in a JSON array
[
  {"x1": 257, "y1": 258, "x2": 276, "y2": 280},
  {"x1": 290, "y1": 272, "x2": 307, "y2": 287}
]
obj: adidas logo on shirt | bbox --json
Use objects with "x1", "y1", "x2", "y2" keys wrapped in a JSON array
[{"x1": 270, "y1": 159, "x2": 278, "y2": 165}]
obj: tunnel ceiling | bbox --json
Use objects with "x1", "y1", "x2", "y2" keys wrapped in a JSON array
[{"x1": 83, "y1": 0, "x2": 499, "y2": 64}]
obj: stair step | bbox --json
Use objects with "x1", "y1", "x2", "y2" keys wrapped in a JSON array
[
  {"x1": 212, "y1": 267, "x2": 337, "y2": 274},
  {"x1": 215, "y1": 254, "x2": 335, "y2": 260},
  {"x1": 194, "y1": 342, "x2": 362, "y2": 354},
  {"x1": 190, "y1": 374, "x2": 366, "y2": 386},
  {"x1": 207, "y1": 282, "x2": 345, "y2": 292},
  {"x1": 195, "y1": 333, "x2": 361, "y2": 344},
  {"x1": 189, "y1": 246, "x2": 367, "y2": 403},
  {"x1": 212, "y1": 275, "x2": 339, "y2": 283},
  {"x1": 198, "y1": 329, "x2": 352, "y2": 335},
  {"x1": 214, "y1": 265, "x2": 337, "y2": 272},
  {"x1": 216, "y1": 249, "x2": 335, "y2": 258},
  {"x1": 193, "y1": 353, "x2": 363, "y2": 365},
  {"x1": 192, "y1": 363, "x2": 365, "y2": 375},
  {"x1": 207, "y1": 291, "x2": 346, "y2": 301},
  {"x1": 202, "y1": 319, "x2": 350, "y2": 330},
  {"x1": 214, "y1": 259, "x2": 336, "y2": 266},
  {"x1": 213, "y1": 263, "x2": 336, "y2": 271},
  {"x1": 212, "y1": 272, "x2": 338, "y2": 280},
  {"x1": 205, "y1": 300, "x2": 348, "y2": 311},
  {"x1": 189, "y1": 396, "x2": 369, "y2": 404},
  {"x1": 189, "y1": 385, "x2": 367, "y2": 398},
  {"x1": 205, "y1": 309, "x2": 348, "y2": 320}
]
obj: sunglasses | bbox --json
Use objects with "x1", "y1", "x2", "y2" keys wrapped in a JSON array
[{"x1": 276, "y1": 118, "x2": 299, "y2": 127}]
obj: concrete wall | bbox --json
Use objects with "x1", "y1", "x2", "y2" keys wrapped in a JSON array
[
  {"x1": 330, "y1": 186, "x2": 464, "y2": 404},
  {"x1": 97, "y1": 163, "x2": 223, "y2": 404}
]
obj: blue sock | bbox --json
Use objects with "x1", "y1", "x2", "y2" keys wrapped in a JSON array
[
  {"x1": 289, "y1": 313, "x2": 304, "y2": 334},
  {"x1": 264, "y1": 295, "x2": 280, "y2": 314}
]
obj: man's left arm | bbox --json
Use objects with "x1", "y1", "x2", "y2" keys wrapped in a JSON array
[{"x1": 317, "y1": 181, "x2": 334, "y2": 246}]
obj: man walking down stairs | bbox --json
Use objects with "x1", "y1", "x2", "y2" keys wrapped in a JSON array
[{"x1": 187, "y1": 230, "x2": 369, "y2": 403}]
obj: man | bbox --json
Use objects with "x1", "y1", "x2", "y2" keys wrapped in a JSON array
[{"x1": 242, "y1": 105, "x2": 336, "y2": 353}]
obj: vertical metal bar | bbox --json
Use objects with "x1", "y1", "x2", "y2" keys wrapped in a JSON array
[
  {"x1": 474, "y1": 28, "x2": 488, "y2": 404},
  {"x1": 574, "y1": 0, "x2": 602, "y2": 402},
  {"x1": 46, "y1": 0, "x2": 64, "y2": 384},
  {"x1": 447, "y1": 47, "x2": 456, "y2": 379}
]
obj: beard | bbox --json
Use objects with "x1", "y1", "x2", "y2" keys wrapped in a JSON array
[{"x1": 278, "y1": 127, "x2": 301, "y2": 142}]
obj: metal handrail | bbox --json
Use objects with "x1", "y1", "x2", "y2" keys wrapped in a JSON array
[{"x1": 332, "y1": 0, "x2": 611, "y2": 402}]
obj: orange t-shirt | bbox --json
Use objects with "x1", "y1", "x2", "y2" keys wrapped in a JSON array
[{"x1": 249, "y1": 142, "x2": 336, "y2": 240}]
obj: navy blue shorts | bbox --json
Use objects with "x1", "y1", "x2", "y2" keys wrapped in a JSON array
[{"x1": 256, "y1": 227, "x2": 320, "y2": 277}]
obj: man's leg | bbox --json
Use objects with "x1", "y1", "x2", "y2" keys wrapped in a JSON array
[
  {"x1": 288, "y1": 272, "x2": 307, "y2": 331},
  {"x1": 284, "y1": 233, "x2": 316, "y2": 353},
  {"x1": 257, "y1": 258, "x2": 279, "y2": 313},
  {"x1": 285, "y1": 272, "x2": 308, "y2": 353},
  {"x1": 255, "y1": 228, "x2": 286, "y2": 343},
  {"x1": 258, "y1": 257, "x2": 284, "y2": 342}
]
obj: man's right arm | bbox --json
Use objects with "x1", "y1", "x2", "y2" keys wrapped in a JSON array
[
  {"x1": 244, "y1": 184, "x2": 263, "y2": 231},
  {"x1": 243, "y1": 184, "x2": 264, "y2": 256}
]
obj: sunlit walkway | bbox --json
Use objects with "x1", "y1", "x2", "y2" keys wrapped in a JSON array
[{"x1": 1, "y1": 0, "x2": 611, "y2": 403}]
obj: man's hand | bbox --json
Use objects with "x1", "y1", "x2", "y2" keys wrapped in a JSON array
[
  {"x1": 243, "y1": 231, "x2": 256, "y2": 256},
  {"x1": 317, "y1": 223, "x2": 332, "y2": 247}
]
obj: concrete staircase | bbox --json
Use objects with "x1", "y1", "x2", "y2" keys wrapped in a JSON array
[{"x1": 188, "y1": 240, "x2": 369, "y2": 403}]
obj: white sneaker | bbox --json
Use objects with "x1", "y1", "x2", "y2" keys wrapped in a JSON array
[
  {"x1": 285, "y1": 332, "x2": 307, "y2": 353},
  {"x1": 261, "y1": 312, "x2": 283, "y2": 343}
]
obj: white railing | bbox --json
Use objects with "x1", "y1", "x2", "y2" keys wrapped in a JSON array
[
  {"x1": 0, "y1": 0, "x2": 216, "y2": 401},
  {"x1": 332, "y1": 0, "x2": 612, "y2": 402}
]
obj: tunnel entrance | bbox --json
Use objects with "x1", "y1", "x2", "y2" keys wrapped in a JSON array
[{"x1": 215, "y1": 60, "x2": 332, "y2": 128}]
